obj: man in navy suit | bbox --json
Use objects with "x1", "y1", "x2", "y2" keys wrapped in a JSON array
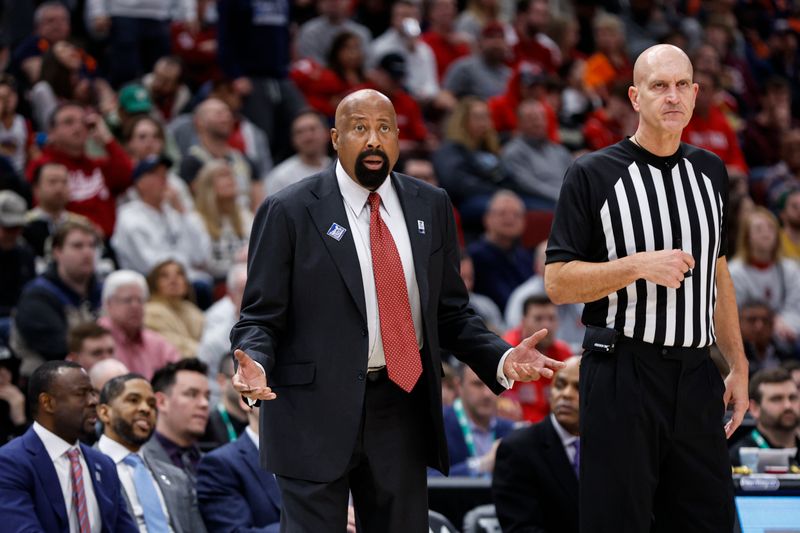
[
  {"x1": 231, "y1": 89, "x2": 565, "y2": 532},
  {"x1": 492, "y1": 356, "x2": 581, "y2": 533},
  {"x1": 196, "y1": 405, "x2": 282, "y2": 532},
  {"x1": 441, "y1": 365, "x2": 515, "y2": 477},
  {"x1": 0, "y1": 360, "x2": 137, "y2": 532}
]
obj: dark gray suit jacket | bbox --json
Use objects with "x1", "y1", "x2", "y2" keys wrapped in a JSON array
[
  {"x1": 231, "y1": 167, "x2": 512, "y2": 482},
  {"x1": 140, "y1": 450, "x2": 207, "y2": 533},
  {"x1": 96, "y1": 440, "x2": 207, "y2": 533}
]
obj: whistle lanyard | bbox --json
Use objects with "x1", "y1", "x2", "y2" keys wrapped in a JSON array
[
  {"x1": 453, "y1": 399, "x2": 494, "y2": 458},
  {"x1": 217, "y1": 404, "x2": 238, "y2": 442},
  {"x1": 750, "y1": 429, "x2": 770, "y2": 449}
]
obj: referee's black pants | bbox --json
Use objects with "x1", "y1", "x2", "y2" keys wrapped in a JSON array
[{"x1": 579, "y1": 334, "x2": 734, "y2": 533}]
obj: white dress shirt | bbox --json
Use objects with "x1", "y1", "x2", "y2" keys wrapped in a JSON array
[
  {"x1": 96, "y1": 435, "x2": 173, "y2": 533},
  {"x1": 336, "y1": 162, "x2": 513, "y2": 385},
  {"x1": 550, "y1": 414, "x2": 579, "y2": 465},
  {"x1": 32, "y1": 422, "x2": 101, "y2": 533},
  {"x1": 336, "y1": 161, "x2": 423, "y2": 369},
  {"x1": 245, "y1": 426, "x2": 260, "y2": 450}
]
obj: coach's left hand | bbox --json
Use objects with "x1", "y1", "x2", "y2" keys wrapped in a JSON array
[
  {"x1": 504, "y1": 329, "x2": 567, "y2": 382},
  {"x1": 723, "y1": 368, "x2": 749, "y2": 439}
]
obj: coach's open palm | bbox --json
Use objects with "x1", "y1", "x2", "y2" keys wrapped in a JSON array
[
  {"x1": 503, "y1": 329, "x2": 567, "y2": 381},
  {"x1": 232, "y1": 349, "x2": 277, "y2": 401}
]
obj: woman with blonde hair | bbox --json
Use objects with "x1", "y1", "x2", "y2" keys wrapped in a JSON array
[
  {"x1": 432, "y1": 96, "x2": 511, "y2": 229},
  {"x1": 144, "y1": 259, "x2": 205, "y2": 358},
  {"x1": 729, "y1": 206, "x2": 800, "y2": 345},
  {"x1": 189, "y1": 159, "x2": 253, "y2": 281}
]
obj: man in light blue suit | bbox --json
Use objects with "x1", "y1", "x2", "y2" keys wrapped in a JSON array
[
  {"x1": 196, "y1": 405, "x2": 282, "y2": 532},
  {"x1": 0, "y1": 360, "x2": 137, "y2": 532}
]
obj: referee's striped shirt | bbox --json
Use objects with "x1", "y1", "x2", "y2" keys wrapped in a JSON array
[{"x1": 546, "y1": 139, "x2": 729, "y2": 348}]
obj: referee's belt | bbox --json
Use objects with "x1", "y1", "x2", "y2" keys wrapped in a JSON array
[{"x1": 583, "y1": 326, "x2": 710, "y2": 363}]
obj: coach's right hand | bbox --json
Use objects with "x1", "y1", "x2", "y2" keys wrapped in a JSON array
[
  {"x1": 637, "y1": 249, "x2": 695, "y2": 289},
  {"x1": 232, "y1": 349, "x2": 277, "y2": 401}
]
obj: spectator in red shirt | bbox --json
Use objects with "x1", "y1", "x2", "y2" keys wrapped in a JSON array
[
  {"x1": 582, "y1": 80, "x2": 637, "y2": 150},
  {"x1": 681, "y1": 69, "x2": 748, "y2": 177},
  {"x1": 421, "y1": 0, "x2": 472, "y2": 82},
  {"x1": 291, "y1": 31, "x2": 371, "y2": 119},
  {"x1": 26, "y1": 103, "x2": 133, "y2": 238},
  {"x1": 502, "y1": 294, "x2": 572, "y2": 423},
  {"x1": 170, "y1": 0, "x2": 220, "y2": 89},
  {"x1": 369, "y1": 53, "x2": 430, "y2": 153},
  {"x1": 488, "y1": 62, "x2": 560, "y2": 142},
  {"x1": 512, "y1": 0, "x2": 561, "y2": 73}
]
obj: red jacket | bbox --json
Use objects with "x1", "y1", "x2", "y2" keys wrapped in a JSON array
[
  {"x1": 392, "y1": 90, "x2": 428, "y2": 142},
  {"x1": 488, "y1": 66, "x2": 560, "y2": 141},
  {"x1": 421, "y1": 31, "x2": 471, "y2": 81},
  {"x1": 290, "y1": 59, "x2": 370, "y2": 119},
  {"x1": 512, "y1": 35, "x2": 559, "y2": 73},
  {"x1": 582, "y1": 109, "x2": 623, "y2": 151},
  {"x1": 681, "y1": 106, "x2": 748, "y2": 175},
  {"x1": 26, "y1": 141, "x2": 132, "y2": 237},
  {"x1": 501, "y1": 327, "x2": 573, "y2": 423}
]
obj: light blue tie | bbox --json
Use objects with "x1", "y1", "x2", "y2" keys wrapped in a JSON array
[{"x1": 122, "y1": 453, "x2": 170, "y2": 533}]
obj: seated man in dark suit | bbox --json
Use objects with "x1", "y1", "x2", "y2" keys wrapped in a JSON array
[
  {"x1": 0, "y1": 360, "x2": 137, "y2": 532},
  {"x1": 440, "y1": 364, "x2": 515, "y2": 477},
  {"x1": 493, "y1": 355, "x2": 580, "y2": 533},
  {"x1": 96, "y1": 373, "x2": 207, "y2": 533},
  {"x1": 196, "y1": 404, "x2": 282, "y2": 532},
  {"x1": 197, "y1": 402, "x2": 358, "y2": 533},
  {"x1": 729, "y1": 367, "x2": 800, "y2": 468}
]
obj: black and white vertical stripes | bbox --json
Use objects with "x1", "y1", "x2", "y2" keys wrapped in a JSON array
[
  {"x1": 547, "y1": 141, "x2": 729, "y2": 349},
  {"x1": 600, "y1": 158, "x2": 723, "y2": 347}
]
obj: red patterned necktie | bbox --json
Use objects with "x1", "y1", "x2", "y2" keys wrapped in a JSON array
[
  {"x1": 66, "y1": 448, "x2": 91, "y2": 533},
  {"x1": 368, "y1": 192, "x2": 422, "y2": 392}
]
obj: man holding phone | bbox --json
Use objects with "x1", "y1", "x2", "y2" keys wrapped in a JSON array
[{"x1": 26, "y1": 102, "x2": 133, "y2": 238}]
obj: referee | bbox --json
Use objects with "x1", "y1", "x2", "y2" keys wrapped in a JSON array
[{"x1": 544, "y1": 44, "x2": 749, "y2": 532}]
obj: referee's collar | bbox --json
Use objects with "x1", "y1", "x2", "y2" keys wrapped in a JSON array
[{"x1": 623, "y1": 137, "x2": 685, "y2": 169}]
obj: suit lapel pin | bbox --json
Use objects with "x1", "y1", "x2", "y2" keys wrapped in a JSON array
[
  {"x1": 95, "y1": 470, "x2": 102, "y2": 482},
  {"x1": 417, "y1": 220, "x2": 425, "y2": 234},
  {"x1": 326, "y1": 222, "x2": 347, "y2": 241},
  {"x1": 160, "y1": 474, "x2": 171, "y2": 486}
]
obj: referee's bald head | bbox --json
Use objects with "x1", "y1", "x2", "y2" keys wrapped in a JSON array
[{"x1": 633, "y1": 44, "x2": 694, "y2": 87}]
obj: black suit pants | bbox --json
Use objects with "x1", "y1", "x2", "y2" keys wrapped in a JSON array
[
  {"x1": 579, "y1": 335, "x2": 734, "y2": 533},
  {"x1": 277, "y1": 372, "x2": 430, "y2": 533}
]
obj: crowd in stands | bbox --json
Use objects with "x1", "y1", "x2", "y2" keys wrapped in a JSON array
[{"x1": 1, "y1": 0, "x2": 800, "y2": 531}]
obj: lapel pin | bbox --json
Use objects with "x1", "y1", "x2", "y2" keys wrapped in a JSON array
[
  {"x1": 160, "y1": 474, "x2": 171, "y2": 486},
  {"x1": 326, "y1": 222, "x2": 347, "y2": 242},
  {"x1": 417, "y1": 220, "x2": 425, "y2": 234},
  {"x1": 95, "y1": 471, "x2": 102, "y2": 482}
]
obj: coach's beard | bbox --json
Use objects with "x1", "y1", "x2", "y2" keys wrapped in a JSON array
[{"x1": 355, "y1": 149, "x2": 390, "y2": 190}]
